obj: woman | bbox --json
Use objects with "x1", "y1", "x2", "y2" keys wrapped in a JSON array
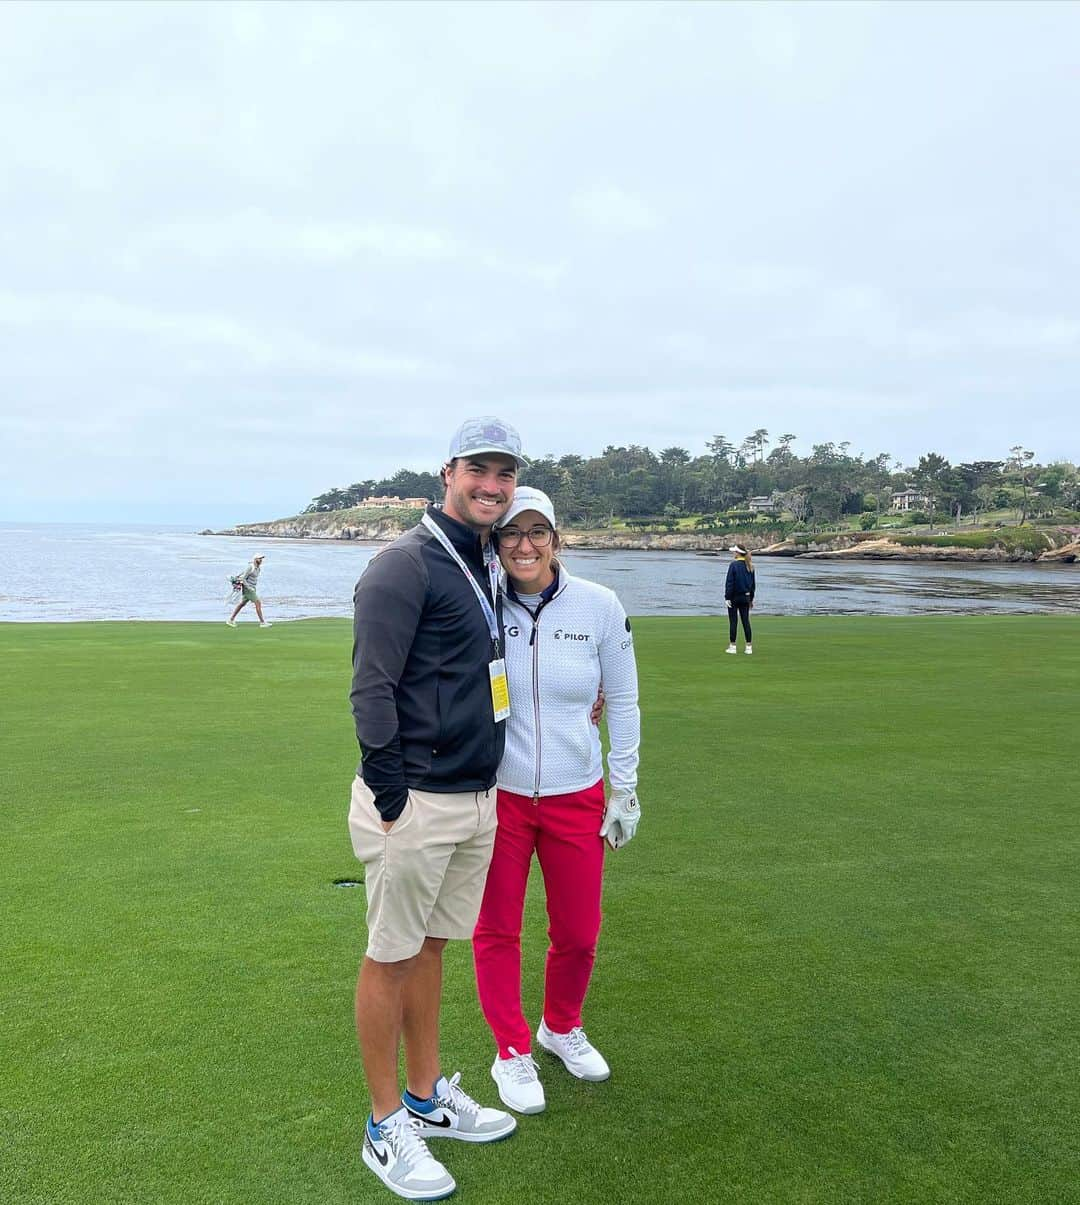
[
  {"x1": 473, "y1": 486, "x2": 641, "y2": 1116},
  {"x1": 226, "y1": 553, "x2": 272, "y2": 627},
  {"x1": 724, "y1": 543, "x2": 755, "y2": 654}
]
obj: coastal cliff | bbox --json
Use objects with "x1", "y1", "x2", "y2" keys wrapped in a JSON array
[
  {"x1": 214, "y1": 506, "x2": 422, "y2": 542},
  {"x1": 209, "y1": 511, "x2": 1078, "y2": 564}
]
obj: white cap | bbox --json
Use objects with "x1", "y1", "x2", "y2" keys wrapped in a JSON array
[
  {"x1": 495, "y1": 486, "x2": 557, "y2": 530},
  {"x1": 729, "y1": 544, "x2": 747, "y2": 555}
]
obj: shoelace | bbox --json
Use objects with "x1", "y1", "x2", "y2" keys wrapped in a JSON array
[
  {"x1": 382, "y1": 1115, "x2": 433, "y2": 1170},
  {"x1": 436, "y1": 1071, "x2": 481, "y2": 1118},
  {"x1": 504, "y1": 1048, "x2": 541, "y2": 1085},
  {"x1": 562, "y1": 1027, "x2": 593, "y2": 1057}
]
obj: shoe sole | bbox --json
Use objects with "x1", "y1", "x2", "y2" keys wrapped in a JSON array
[
  {"x1": 536, "y1": 1032, "x2": 611, "y2": 1082},
  {"x1": 491, "y1": 1068, "x2": 546, "y2": 1115},
  {"x1": 361, "y1": 1146, "x2": 456, "y2": 1201}
]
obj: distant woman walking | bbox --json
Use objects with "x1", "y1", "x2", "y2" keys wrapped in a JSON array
[
  {"x1": 724, "y1": 544, "x2": 755, "y2": 655},
  {"x1": 227, "y1": 554, "x2": 272, "y2": 627}
]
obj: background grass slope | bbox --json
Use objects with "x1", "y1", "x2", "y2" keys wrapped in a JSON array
[{"x1": 1, "y1": 617, "x2": 1078, "y2": 1204}]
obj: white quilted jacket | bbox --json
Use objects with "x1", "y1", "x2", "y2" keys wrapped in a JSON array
[{"x1": 497, "y1": 568, "x2": 640, "y2": 799}]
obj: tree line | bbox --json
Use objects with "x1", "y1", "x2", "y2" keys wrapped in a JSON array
[{"x1": 304, "y1": 433, "x2": 1079, "y2": 529}]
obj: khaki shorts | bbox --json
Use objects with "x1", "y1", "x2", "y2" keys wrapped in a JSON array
[{"x1": 348, "y1": 776, "x2": 498, "y2": 963}]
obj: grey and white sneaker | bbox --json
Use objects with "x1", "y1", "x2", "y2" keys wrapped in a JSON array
[
  {"x1": 405, "y1": 1072, "x2": 517, "y2": 1143},
  {"x1": 745, "y1": 644, "x2": 753, "y2": 655},
  {"x1": 491, "y1": 1048, "x2": 545, "y2": 1115},
  {"x1": 725, "y1": 643, "x2": 737, "y2": 654},
  {"x1": 362, "y1": 1108, "x2": 455, "y2": 1201},
  {"x1": 537, "y1": 1019, "x2": 611, "y2": 1082}
]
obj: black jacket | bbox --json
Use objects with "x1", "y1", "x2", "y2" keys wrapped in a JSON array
[
  {"x1": 351, "y1": 507, "x2": 506, "y2": 820},
  {"x1": 724, "y1": 558, "x2": 756, "y2": 602}
]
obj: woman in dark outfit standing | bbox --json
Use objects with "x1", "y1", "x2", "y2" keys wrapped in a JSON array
[{"x1": 724, "y1": 543, "x2": 755, "y2": 655}]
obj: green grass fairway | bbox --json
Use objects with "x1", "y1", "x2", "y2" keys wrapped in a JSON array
[{"x1": 2, "y1": 616, "x2": 1078, "y2": 1204}]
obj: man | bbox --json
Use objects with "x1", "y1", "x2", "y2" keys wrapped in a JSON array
[{"x1": 348, "y1": 417, "x2": 527, "y2": 1201}]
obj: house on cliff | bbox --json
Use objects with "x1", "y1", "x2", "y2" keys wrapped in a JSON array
[
  {"x1": 890, "y1": 487, "x2": 930, "y2": 512},
  {"x1": 362, "y1": 496, "x2": 428, "y2": 509}
]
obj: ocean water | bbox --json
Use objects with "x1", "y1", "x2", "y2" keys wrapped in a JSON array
[{"x1": 1, "y1": 522, "x2": 1077, "y2": 622}]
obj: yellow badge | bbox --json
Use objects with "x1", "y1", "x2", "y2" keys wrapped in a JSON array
[{"x1": 489, "y1": 658, "x2": 511, "y2": 722}]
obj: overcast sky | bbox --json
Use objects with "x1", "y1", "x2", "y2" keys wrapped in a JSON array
[{"x1": 1, "y1": 1, "x2": 1077, "y2": 526}]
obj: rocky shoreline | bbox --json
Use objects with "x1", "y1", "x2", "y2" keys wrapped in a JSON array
[
  {"x1": 756, "y1": 534, "x2": 1079, "y2": 564},
  {"x1": 206, "y1": 512, "x2": 1079, "y2": 564}
]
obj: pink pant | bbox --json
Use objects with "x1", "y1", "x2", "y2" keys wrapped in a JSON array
[{"x1": 473, "y1": 781, "x2": 606, "y2": 1058}]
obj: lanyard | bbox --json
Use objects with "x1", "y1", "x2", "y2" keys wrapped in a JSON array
[{"x1": 421, "y1": 514, "x2": 502, "y2": 651}]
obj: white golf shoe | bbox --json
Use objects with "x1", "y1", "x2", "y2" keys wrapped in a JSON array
[
  {"x1": 536, "y1": 1019, "x2": 610, "y2": 1082},
  {"x1": 404, "y1": 1072, "x2": 517, "y2": 1142},
  {"x1": 362, "y1": 1108, "x2": 455, "y2": 1201},
  {"x1": 491, "y1": 1048, "x2": 545, "y2": 1115},
  {"x1": 745, "y1": 644, "x2": 753, "y2": 655},
  {"x1": 725, "y1": 643, "x2": 737, "y2": 654},
  {"x1": 259, "y1": 621, "x2": 273, "y2": 628},
  {"x1": 225, "y1": 619, "x2": 236, "y2": 627}
]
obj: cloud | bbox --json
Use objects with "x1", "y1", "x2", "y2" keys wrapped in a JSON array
[
  {"x1": 0, "y1": 290, "x2": 443, "y2": 379},
  {"x1": 905, "y1": 310, "x2": 1080, "y2": 356},
  {"x1": 125, "y1": 212, "x2": 464, "y2": 266},
  {"x1": 120, "y1": 211, "x2": 567, "y2": 288},
  {"x1": 572, "y1": 185, "x2": 659, "y2": 233},
  {"x1": 1, "y1": 0, "x2": 1078, "y2": 522}
]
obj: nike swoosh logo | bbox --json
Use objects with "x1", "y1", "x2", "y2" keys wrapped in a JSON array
[
  {"x1": 364, "y1": 1135, "x2": 389, "y2": 1166},
  {"x1": 407, "y1": 1108, "x2": 454, "y2": 1128}
]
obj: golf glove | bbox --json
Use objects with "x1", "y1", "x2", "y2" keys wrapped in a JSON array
[{"x1": 600, "y1": 789, "x2": 641, "y2": 850}]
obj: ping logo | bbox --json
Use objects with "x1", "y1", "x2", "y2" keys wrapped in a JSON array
[{"x1": 554, "y1": 629, "x2": 591, "y2": 641}]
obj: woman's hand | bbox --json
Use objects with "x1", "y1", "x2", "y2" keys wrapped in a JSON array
[{"x1": 600, "y1": 790, "x2": 641, "y2": 849}]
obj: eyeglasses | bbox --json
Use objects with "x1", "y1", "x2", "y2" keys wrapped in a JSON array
[{"x1": 497, "y1": 525, "x2": 554, "y2": 548}]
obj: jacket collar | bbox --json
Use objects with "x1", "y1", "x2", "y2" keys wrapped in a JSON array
[
  {"x1": 425, "y1": 504, "x2": 488, "y2": 562},
  {"x1": 505, "y1": 563, "x2": 567, "y2": 605}
]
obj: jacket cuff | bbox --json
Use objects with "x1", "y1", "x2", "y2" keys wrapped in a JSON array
[{"x1": 372, "y1": 785, "x2": 409, "y2": 823}]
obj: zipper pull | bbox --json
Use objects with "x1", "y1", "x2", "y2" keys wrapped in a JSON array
[
  {"x1": 529, "y1": 628, "x2": 536, "y2": 647},
  {"x1": 532, "y1": 792, "x2": 540, "y2": 806}
]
